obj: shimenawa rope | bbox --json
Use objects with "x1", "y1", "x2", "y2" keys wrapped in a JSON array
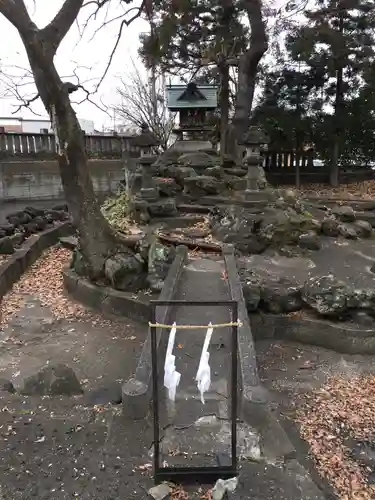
[{"x1": 148, "y1": 321, "x2": 242, "y2": 329}]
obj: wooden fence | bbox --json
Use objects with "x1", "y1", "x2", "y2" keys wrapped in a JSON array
[
  {"x1": 0, "y1": 132, "x2": 143, "y2": 159},
  {"x1": 263, "y1": 150, "x2": 313, "y2": 170},
  {"x1": 262, "y1": 150, "x2": 375, "y2": 185}
]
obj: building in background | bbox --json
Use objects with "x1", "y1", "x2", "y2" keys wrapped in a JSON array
[{"x1": 0, "y1": 117, "x2": 95, "y2": 134}]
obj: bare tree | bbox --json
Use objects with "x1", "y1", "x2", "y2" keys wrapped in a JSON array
[
  {"x1": 0, "y1": 0, "x2": 145, "y2": 279},
  {"x1": 114, "y1": 61, "x2": 175, "y2": 150}
]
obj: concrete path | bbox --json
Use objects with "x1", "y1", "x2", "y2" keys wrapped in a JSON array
[
  {"x1": 155, "y1": 257, "x2": 328, "y2": 498},
  {"x1": 159, "y1": 258, "x2": 256, "y2": 469}
]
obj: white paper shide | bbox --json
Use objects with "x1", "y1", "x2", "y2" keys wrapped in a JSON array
[
  {"x1": 195, "y1": 323, "x2": 213, "y2": 404},
  {"x1": 163, "y1": 322, "x2": 181, "y2": 401}
]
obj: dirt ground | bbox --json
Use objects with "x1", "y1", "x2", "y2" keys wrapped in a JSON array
[
  {"x1": 2, "y1": 244, "x2": 375, "y2": 498},
  {"x1": 256, "y1": 339, "x2": 375, "y2": 500}
]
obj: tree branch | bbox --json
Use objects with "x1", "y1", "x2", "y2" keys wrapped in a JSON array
[
  {"x1": 41, "y1": 0, "x2": 85, "y2": 54},
  {"x1": 0, "y1": 0, "x2": 36, "y2": 33},
  {"x1": 12, "y1": 92, "x2": 40, "y2": 114},
  {"x1": 95, "y1": 0, "x2": 146, "y2": 91}
]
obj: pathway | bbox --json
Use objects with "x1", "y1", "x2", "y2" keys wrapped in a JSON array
[
  {"x1": 159, "y1": 258, "x2": 240, "y2": 469},
  {"x1": 155, "y1": 256, "x2": 328, "y2": 498}
]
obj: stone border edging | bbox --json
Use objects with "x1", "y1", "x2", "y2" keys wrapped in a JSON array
[
  {"x1": 0, "y1": 222, "x2": 73, "y2": 300},
  {"x1": 121, "y1": 245, "x2": 188, "y2": 420},
  {"x1": 223, "y1": 245, "x2": 296, "y2": 460},
  {"x1": 251, "y1": 313, "x2": 375, "y2": 355},
  {"x1": 62, "y1": 269, "x2": 151, "y2": 323}
]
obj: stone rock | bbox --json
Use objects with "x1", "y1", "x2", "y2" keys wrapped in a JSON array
[
  {"x1": 346, "y1": 288, "x2": 375, "y2": 309},
  {"x1": 33, "y1": 216, "x2": 48, "y2": 231},
  {"x1": 86, "y1": 382, "x2": 122, "y2": 405},
  {"x1": 260, "y1": 277, "x2": 303, "y2": 314},
  {"x1": 351, "y1": 311, "x2": 374, "y2": 327},
  {"x1": 147, "y1": 240, "x2": 176, "y2": 292},
  {"x1": 148, "y1": 199, "x2": 177, "y2": 217},
  {"x1": 52, "y1": 203, "x2": 69, "y2": 212},
  {"x1": 148, "y1": 483, "x2": 171, "y2": 500},
  {"x1": 353, "y1": 219, "x2": 373, "y2": 238},
  {"x1": 211, "y1": 205, "x2": 259, "y2": 237},
  {"x1": 225, "y1": 167, "x2": 247, "y2": 177},
  {"x1": 259, "y1": 211, "x2": 321, "y2": 247},
  {"x1": 71, "y1": 249, "x2": 90, "y2": 277},
  {"x1": 9, "y1": 233, "x2": 24, "y2": 247},
  {"x1": 242, "y1": 281, "x2": 261, "y2": 312},
  {"x1": 154, "y1": 149, "x2": 180, "y2": 167},
  {"x1": 23, "y1": 206, "x2": 45, "y2": 218},
  {"x1": 23, "y1": 221, "x2": 39, "y2": 235},
  {"x1": 0, "y1": 223, "x2": 15, "y2": 235},
  {"x1": 0, "y1": 377, "x2": 16, "y2": 394},
  {"x1": 7, "y1": 212, "x2": 32, "y2": 226},
  {"x1": 155, "y1": 178, "x2": 182, "y2": 197},
  {"x1": 241, "y1": 271, "x2": 303, "y2": 314},
  {"x1": 331, "y1": 205, "x2": 356, "y2": 222},
  {"x1": 338, "y1": 222, "x2": 358, "y2": 239},
  {"x1": 298, "y1": 231, "x2": 322, "y2": 251},
  {"x1": 353, "y1": 211, "x2": 375, "y2": 228},
  {"x1": 178, "y1": 151, "x2": 215, "y2": 167},
  {"x1": 226, "y1": 177, "x2": 246, "y2": 191},
  {"x1": 302, "y1": 275, "x2": 349, "y2": 316},
  {"x1": 206, "y1": 166, "x2": 222, "y2": 178},
  {"x1": 235, "y1": 235, "x2": 268, "y2": 255},
  {"x1": 46, "y1": 209, "x2": 68, "y2": 222},
  {"x1": 21, "y1": 363, "x2": 83, "y2": 396},
  {"x1": 0, "y1": 236, "x2": 15, "y2": 254},
  {"x1": 321, "y1": 218, "x2": 340, "y2": 237},
  {"x1": 184, "y1": 175, "x2": 225, "y2": 198},
  {"x1": 104, "y1": 252, "x2": 145, "y2": 291},
  {"x1": 174, "y1": 166, "x2": 197, "y2": 183},
  {"x1": 60, "y1": 236, "x2": 77, "y2": 250},
  {"x1": 221, "y1": 231, "x2": 268, "y2": 255}
]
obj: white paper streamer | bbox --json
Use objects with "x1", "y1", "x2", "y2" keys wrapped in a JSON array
[
  {"x1": 163, "y1": 322, "x2": 181, "y2": 401},
  {"x1": 195, "y1": 323, "x2": 213, "y2": 404}
]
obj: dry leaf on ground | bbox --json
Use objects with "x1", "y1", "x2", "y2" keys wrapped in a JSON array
[
  {"x1": 288, "y1": 179, "x2": 375, "y2": 200},
  {"x1": 0, "y1": 246, "x2": 111, "y2": 327},
  {"x1": 296, "y1": 375, "x2": 375, "y2": 500}
]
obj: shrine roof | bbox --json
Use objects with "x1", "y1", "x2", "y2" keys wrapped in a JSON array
[{"x1": 166, "y1": 83, "x2": 218, "y2": 110}]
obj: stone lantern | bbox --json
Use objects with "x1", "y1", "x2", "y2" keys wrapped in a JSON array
[
  {"x1": 130, "y1": 122, "x2": 160, "y2": 157},
  {"x1": 139, "y1": 154, "x2": 159, "y2": 202},
  {"x1": 239, "y1": 126, "x2": 269, "y2": 200}
]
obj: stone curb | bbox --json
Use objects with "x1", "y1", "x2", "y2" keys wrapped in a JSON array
[
  {"x1": 122, "y1": 245, "x2": 188, "y2": 420},
  {"x1": 251, "y1": 313, "x2": 375, "y2": 355},
  {"x1": 223, "y1": 245, "x2": 295, "y2": 460},
  {"x1": 62, "y1": 269, "x2": 151, "y2": 323},
  {"x1": 0, "y1": 222, "x2": 73, "y2": 300}
]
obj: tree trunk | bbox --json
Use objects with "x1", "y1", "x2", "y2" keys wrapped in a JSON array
[
  {"x1": 232, "y1": 0, "x2": 268, "y2": 144},
  {"x1": 219, "y1": 62, "x2": 230, "y2": 164},
  {"x1": 330, "y1": 6, "x2": 344, "y2": 188},
  {"x1": 23, "y1": 34, "x2": 123, "y2": 279}
]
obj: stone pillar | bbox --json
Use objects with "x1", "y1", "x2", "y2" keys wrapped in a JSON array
[
  {"x1": 244, "y1": 149, "x2": 267, "y2": 201},
  {"x1": 139, "y1": 155, "x2": 159, "y2": 202}
]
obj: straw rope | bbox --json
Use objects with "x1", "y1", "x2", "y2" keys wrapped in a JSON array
[{"x1": 148, "y1": 321, "x2": 242, "y2": 329}]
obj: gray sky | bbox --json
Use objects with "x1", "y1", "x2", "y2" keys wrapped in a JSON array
[{"x1": 0, "y1": 0, "x2": 148, "y2": 129}]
